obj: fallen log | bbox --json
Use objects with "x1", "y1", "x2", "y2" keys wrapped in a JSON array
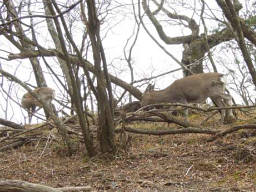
[{"x1": 0, "y1": 180, "x2": 91, "y2": 192}]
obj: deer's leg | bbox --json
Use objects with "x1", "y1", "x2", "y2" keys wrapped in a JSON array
[
  {"x1": 184, "y1": 108, "x2": 189, "y2": 124},
  {"x1": 210, "y1": 96, "x2": 225, "y2": 123},
  {"x1": 28, "y1": 105, "x2": 38, "y2": 124},
  {"x1": 181, "y1": 100, "x2": 189, "y2": 124},
  {"x1": 211, "y1": 95, "x2": 235, "y2": 124},
  {"x1": 221, "y1": 94, "x2": 236, "y2": 123},
  {"x1": 28, "y1": 109, "x2": 33, "y2": 124}
]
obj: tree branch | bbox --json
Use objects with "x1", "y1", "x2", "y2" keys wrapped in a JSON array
[
  {"x1": 0, "y1": 179, "x2": 91, "y2": 192},
  {"x1": 207, "y1": 124, "x2": 256, "y2": 142},
  {"x1": 7, "y1": 49, "x2": 143, "y2": 100},
  {"x1": 119, "y1": 126, "x2": 216, "y2": 135},
  {"x1": 142, "y1": 0, "x2": 193, "y2": 44},
  {"x1": 216, "y1": 0, "x2": 256, "y2": 88},
  {"x1": 0, "y1": 118, "x2": 24, "y2": 129}
]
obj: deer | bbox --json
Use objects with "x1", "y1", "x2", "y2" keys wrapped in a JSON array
[
  {"x1": 21, "y1": 87, "x2": 55, "y2": 123},
  {"x1": 141, "y1": 72, "x2": 236, "y2": 124},
  {"x1": 114, "y1": 101, "x2": 141, "y2": 116}
]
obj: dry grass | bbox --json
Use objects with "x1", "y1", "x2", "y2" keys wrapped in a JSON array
[{"x1": 1, "y1": 109, "x2": 256, "y2": 191}]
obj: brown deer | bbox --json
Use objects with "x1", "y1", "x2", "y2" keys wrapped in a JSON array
[
  {"x1": 141, "y1": 72, "x2": 235, "y2": 124},
  {"x1": 114, "y1": 101, "x2": 141, "y2": 116},
  {"x1": 21, "y1": 87, "x2": 55, "y2": 123}
]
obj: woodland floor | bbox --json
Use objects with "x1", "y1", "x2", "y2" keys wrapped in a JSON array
[{"x1": 1, "y1": 110, "x2": 256, "y2": 191}]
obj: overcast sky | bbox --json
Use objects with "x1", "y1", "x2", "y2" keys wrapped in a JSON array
[{"x1": 0, "y1": 0, "x2": 254, "y2": 123}]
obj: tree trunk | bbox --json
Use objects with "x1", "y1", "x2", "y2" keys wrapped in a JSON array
[
  {"x1": 86, "y1": 0, "x2": 116, "y2": 154},
  {"x1": 182, "y1": 42, "x2": 204, "y2": 76},
  {"x1": 46, "y1": 0, "x2": 95, "y2": 157}
]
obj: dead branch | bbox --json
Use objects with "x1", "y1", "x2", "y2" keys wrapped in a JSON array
[
  {"x1": 137, "y1": 103, "x2": 205, "y2": 112},
  {"x1": 0, "y1": 127, "x2": 24, "y2": 133},
  {"x1": 0, "y1": 121, "x2": 55, "y2": 152},
  {"x1": 200, "y1": 111, "x2": 219, "y2": 125},
  {"x1": 0, "y1": 118, "x2": 24, "y2": 129},
  {"x1": 0, "y1": 122, "x2": 52, "y2": 143},
  {"x1": 123, "y1": 110, "x2": 199, "y2": 128},
  {"x1": 0, "y1": 180, "x2": 61, "y2": 192},
  {"x1": 57, "y1": 186, "x2": 91, "y2": 191},
  {"x1": 138, "y1": 103, "x2": 256, "y2": 112},
  {"x1": 147, "y1": 111, "x2": 195, "y2": 128},
  {"x1": 124, "y1": 115, "x2": 167, "y2": 123},
  {"x1": 0, "y1": 179, "x2": 91, "y2": 192},
  {"x1": 207, "y1": 124, "x2": 256, "y2": 142},
  {"x1": 0, "y1": 139, "x2": 30, "y2": 152},
  {"x1": 117, "y1": 126, "x2": 216, "y2": 135}
]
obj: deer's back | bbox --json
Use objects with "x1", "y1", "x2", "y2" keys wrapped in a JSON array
[{"x1": 21, "y1": 87, "x2": 55, "y2": 108}]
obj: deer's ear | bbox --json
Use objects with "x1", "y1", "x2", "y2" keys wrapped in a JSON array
[
  {"x1": 151, "y1": 83, "x2": 155, "y2": 90},
  {"x1": 145, "y1": 83, "x2": 155, "y2": 92}
]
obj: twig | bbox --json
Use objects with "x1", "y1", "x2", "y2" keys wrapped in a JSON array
[
  {"x1": 0, "y1": 118, "x2": 24, "y2": 129},
  {"x1": 57, "y1": 186, "x2": 92, "y2": 191},
  {"x1": 185, "y1": 165, "x2": 193, "y2": 176},
  {"x1": 116, "y1": 126, "x2": 217, "y2": 135},
  {"x1": 200, "y1": 111, "x2": 219, "y2": 125},
  {"x1": 138, "y1": 103, "x2": 256, "y2": 112},
  {"x1": 0, "y1": 122, "x2": 51, "y2": 143},
  {"x1": 0, "y1": 139, "x2": 30, "y2": 152},
  {"x1": 38, "y1": 130, "x2": 54, "y2": 160},
  {"x1": 207, "y1": 124, "x2": 256, "y2": 142}
]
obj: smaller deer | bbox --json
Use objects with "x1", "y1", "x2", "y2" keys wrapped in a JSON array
[{"x1": 21, "y1": 87, "x2": 55, "y2": 123}]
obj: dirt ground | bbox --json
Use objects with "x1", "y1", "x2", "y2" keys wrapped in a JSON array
[{"x1": 1, "y1": 111, "x2": 256, "y2": 191}]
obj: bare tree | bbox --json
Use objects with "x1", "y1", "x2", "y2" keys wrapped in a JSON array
[
  {"x1": 123, "y1": 7, "x2": 141, "y2": 103},
  {"x1": 221, "y1": 43, "x2": 255, "y2": 105},
  {"x1": 140, "y1": 0, "x2": 256, "y2": 80},
  {"x1": 216, "y1": 0, "x2": 256, "y2": 87},
  {"x1": 83, "y1": 0, "x2": 116, "y2": 153},
  {"x1": 1, "y1": 0, "x2": 256, "y2": 157},
  {"x1": 0, "y1": 0, "x2": 124, "y2": 155},
  {"x1": 2, "y1": 0, "x2": 51, "y2": 120}
]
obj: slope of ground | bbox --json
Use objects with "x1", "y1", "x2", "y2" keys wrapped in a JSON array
[{"x1": 1, "y1": 110, "x2": 256, "y2": 191}]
